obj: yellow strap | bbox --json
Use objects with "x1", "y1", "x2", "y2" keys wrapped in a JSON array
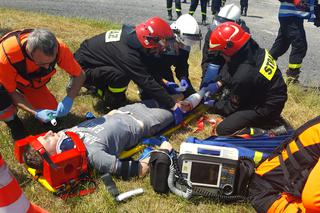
[
  {"x1": 176, "y1": 9, "x2": 181, "y2": 12},
  {"x1": 288, "y1": 63, "x2": 301, "y2": 69},
  {"x1": 254, "y1": 151, "x2": 263, "y2": 165},
  {"x1": 201, "y1": 12, "x2": 206, "y2": 15},
  {"x1": 108, "y1": 86, "x2": 127, "y2": 93},
  {"x1": 250, "y1": 128, "x2": 254, "y2": 136},
  {"x1": 97, "y1": 89, "x2": 103, "y2": 97}
]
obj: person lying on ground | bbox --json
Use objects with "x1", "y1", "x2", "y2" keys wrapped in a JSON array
[{"x1": 21, "y1": 90, "x2": 203, "y2": 181}]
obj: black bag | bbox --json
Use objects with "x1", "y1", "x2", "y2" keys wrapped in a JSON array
[
  {"x1": 149, "y1": 150, "x2": 171, "y2": 194},
  {"x1": 235, "y1": 157, "x2": 255, "y2": 196}
]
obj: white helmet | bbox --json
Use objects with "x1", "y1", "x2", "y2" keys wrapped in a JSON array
[
  {"x1": 213, "y1": 4, "x2": 241, "y2": 26},
  {"x1": 170, "y1": 14, "x2": 202, "y2": 47}
]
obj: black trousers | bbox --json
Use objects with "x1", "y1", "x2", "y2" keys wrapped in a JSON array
[
  {"x1": 189, "y1": 0, "x2": 208, "y2": 18},
  {"x1": 83, "y1": 66, "x2": 129, "y2": 94},
  {"x1": 240, "y1": 0, "x2": 248, "y2": 8},
  {"x1": 211, "y1": 0, "x2": 221, "y2": 15},
  {"x1": 216, "y1": 109, "x2": 283, "y2": 136},
  {"x1": 270, "y1": 16, "x2": 307, "y2": 66},
  {"x1": 167, "y1": 0, "x2": 182, "y2": 14}
]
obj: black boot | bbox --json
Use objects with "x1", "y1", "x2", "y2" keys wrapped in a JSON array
[
  {"x1": 177, "y1": 11, "x2": 182, "y2": 18},
  {"x1": 168, "y1": 10, "x2": 173, "y2": 20},
  {"x1": 286, "y1": 68, "x2": 301, "y2": 84},
  {"x1": 243, "y1": 7, "x2": 247, "y2": 16},
  {"x1": 201, "y1": 15, "x2": 207, "y2": 26},
  {"x1": 103, "y1": 90, "x2": 128, "y2": 110},
  {"x1": 241, "y1": 7, "x2": 244, "y2": 16},
  {"x1": 5, "y1": 116, "x2": 28, "y2": 141}
]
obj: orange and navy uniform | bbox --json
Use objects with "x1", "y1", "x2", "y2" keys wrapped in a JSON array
[
  {"x1": 0, "y1": 29, "x2": 82, "y2": 120},
  {"x1": 0, "y1": 153, "x2": 47, "y2": 213},
  {"x1": 249, "y1": 116, "x2": 320, "y2": 213}
]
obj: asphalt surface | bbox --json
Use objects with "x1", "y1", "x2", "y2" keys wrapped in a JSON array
[{"x1": 0, "y1": 0, "x2": 319, "y2": 86}]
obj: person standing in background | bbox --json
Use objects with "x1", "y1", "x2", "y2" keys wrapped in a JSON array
[
  {"x1": 166, "y1": 0, "x2": 182, "y2": 20},
  {"x1": 189, "y1": 0, "x2": 209, "y2": 25}
]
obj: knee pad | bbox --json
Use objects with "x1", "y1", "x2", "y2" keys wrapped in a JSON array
[{"x1": 114, "y1": 159, "x2": 139, "y2": 180}]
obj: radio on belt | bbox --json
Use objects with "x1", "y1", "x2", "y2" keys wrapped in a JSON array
[{"x1": 178, "y1": 142, "x2": 239, "y2": 196}]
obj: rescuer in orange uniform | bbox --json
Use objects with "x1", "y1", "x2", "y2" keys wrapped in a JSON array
[
  {"x1": 249, "y1": 116, "x2": 320, "y2": 212},
  {"x1": 0, "y1": 29, "x2": 85, "y2": 140}
]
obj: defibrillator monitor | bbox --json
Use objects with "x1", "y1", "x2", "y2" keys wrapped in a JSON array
[{"x1": 178, "y1": 142, "x2": 239, "y2": 196}]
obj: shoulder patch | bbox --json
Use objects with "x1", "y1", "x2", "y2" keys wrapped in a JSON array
[
  {"x1": 105, "y1": 29, "x2": 122, "y2": 43},
  {"x1": 259, "y1": 49, "x2": 277, "y2": 81}
]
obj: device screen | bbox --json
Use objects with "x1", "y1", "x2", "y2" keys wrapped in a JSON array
[{"x1": 190, "y1": 162, "x2": 220, "y2": 186}]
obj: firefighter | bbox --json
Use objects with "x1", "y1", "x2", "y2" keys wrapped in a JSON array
[
  {"x1": 0, "y1": 29, "x2": 85, "y2": 141},
  {"x1": 144, "y1": 14, "x2": 201, "y2": 99},
  {"x1": 249, "y1": 116, "x2": 320, "y2": 212},
  {"x1": 201, "y1": 4, "x2": 249, "y2": 88},
  {"x1": 204, "y1": 22, "x2": 287, "y2": 136},
  {"x1": 74, "y1": 16, "x2": 182, "y2": 111},
  {"x1": 166, "y1": 0, "x2": 182, "y2": 20},
  {"x1": 270, "y1": 0, "x2": 318, "y2": 84},
  {"x1": 189, "y1": 0, "x2": 209, "y2": 25}
]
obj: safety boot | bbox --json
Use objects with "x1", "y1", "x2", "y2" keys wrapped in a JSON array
[
  {"x1": 103, "y1": 90, "x2": 128, "y2": 110},
  {"x1": 286, "y1": 68, "x2": 300, "y2": 84},
  {"x1": 168, "y1": 11, "x2": 173, "y2": 20},
  {"x1": 243, "y1": 7, "x2": 248, "y2": 16},
  {"x1": 5, "y1": 116, "x2": 28, "y2": 141},
  {"x1": 177, "y1": 11, "x2": 182, "y2": 18},
  {"x1": 201, "y1": 15, "x2": 207, "y2": 26}
]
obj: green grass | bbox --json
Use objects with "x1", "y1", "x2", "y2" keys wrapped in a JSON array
[{"x1": 0, "y1": 7, "x2": 320, "y2": 213}]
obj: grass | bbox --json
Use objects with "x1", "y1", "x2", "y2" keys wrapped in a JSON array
[{"x1": 0, "y1": 7, "x2": 320, "y2": 213}]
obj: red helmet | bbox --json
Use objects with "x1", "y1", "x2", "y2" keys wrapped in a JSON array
[
  {"x1": 209, "y1": 22, "x2": 250, "y2": 56},
  {"x1": 135, "y1": 16, "x2": 174, "y2": 49}
]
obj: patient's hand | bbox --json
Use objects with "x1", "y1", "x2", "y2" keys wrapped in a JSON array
[
  {"x1": 159, "y1": 141, "x2": 173, "y2": 152},
  {"x1": 177, "y1": 100, "x2": 193, "y2": 113}
]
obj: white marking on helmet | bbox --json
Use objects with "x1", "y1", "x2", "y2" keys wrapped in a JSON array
[
  {"x1": 229, "y1": 25, "x2": 240, "y2": 40},
  {"x1": 147, "y1": 26, "x2": 154, "y2": 34}
]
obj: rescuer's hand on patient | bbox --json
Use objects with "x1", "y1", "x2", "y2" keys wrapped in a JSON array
[
  {"x1": 56, "y1": 96, "x2": 73, "y2": 117},
  {"x1": 171, "y1": 104, "x2": 185, "y2": 125},
  {"x1": 35, "y1": 109, "x2": 57, "y2": 123},
  {"x1": 204, "y1": 82, "x2": 220, "y2": 95},
  {"x1": 179, "y1": 77, "x2": 189, "y2": 92},
  {"x1": 165, "y1": 81, "x2": 181, "y2": 94}
]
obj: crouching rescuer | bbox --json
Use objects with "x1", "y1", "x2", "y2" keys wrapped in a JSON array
[{"x1": 0, "y1": 29, "x2": 85, "y2": 140}]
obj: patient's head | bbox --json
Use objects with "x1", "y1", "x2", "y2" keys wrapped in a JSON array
[{"x1": 23, "y1": 131, "x2": 75, "y2": 170}]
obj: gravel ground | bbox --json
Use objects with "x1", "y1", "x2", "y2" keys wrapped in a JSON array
[{"x1": 0, "y1": 0, "x2": 319, "y2": 86}]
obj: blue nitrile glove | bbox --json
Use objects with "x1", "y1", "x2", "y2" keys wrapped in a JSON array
[
  {"x1": 201, "y1": 63, "x2": 220, "y2": 88},
  {"x1": 56, "y1": 96, "x2": 74, "y2": 117},
  {"x1": 172, "y1": 107, "x2": 184, "y2": 125},
  {"x1": 35, "y1": 109, "x2": 57, "y2": 123},
  {"x1": 165, "y1": 81, "x2": 181, "y2": 94},
  {"x1": 178, "y1": 78, "x2": 189, "y2": 92},
  {"x1": 203, "y1": 94, "x2": 216, "y2": 107},
  {"x1": 205, "y1": 82, "x2": 220, "y2": 95}
]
